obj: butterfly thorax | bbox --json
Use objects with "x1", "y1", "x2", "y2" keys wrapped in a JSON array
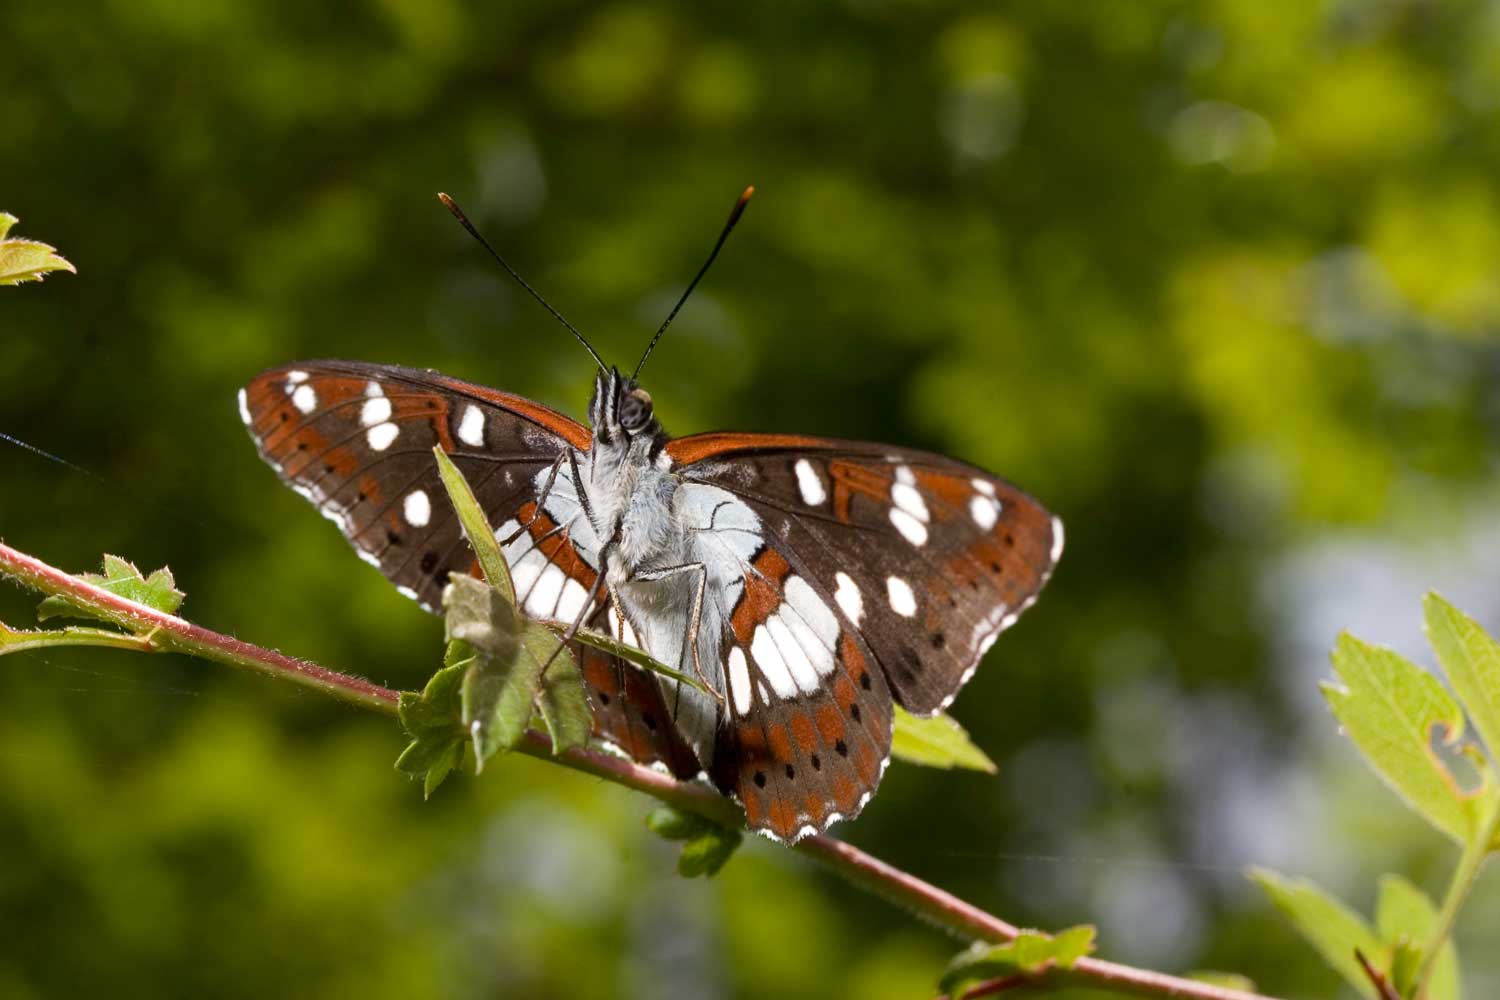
[{"x1": 584, "y1": 367, "x2": 679, "y2": 579}]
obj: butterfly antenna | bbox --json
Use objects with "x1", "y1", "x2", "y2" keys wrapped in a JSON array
[
  {"x1": 632, "y1": 185, "x2": 754, "y2": 380},
  {"x1": 438, "y1": 192, "x2": 607, "y2": 372}
]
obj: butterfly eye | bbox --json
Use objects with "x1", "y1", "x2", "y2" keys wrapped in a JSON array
[{"x1": 619, "y1": 387, "x2": 653, "y2": 432}]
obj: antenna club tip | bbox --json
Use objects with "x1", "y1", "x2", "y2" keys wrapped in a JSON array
[
  {"x1": 437, "y1": 192, "x2": 453, "y2": 206},
  {"x1": 729, "y1": 185, "x2": 754, "y2": 224}
]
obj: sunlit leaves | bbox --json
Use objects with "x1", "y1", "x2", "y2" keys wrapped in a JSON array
[
  {"x1": 939, "y1": 926, "x2": 1095, "y2": 998},
  {"x1": 0, "y1": 213, "x2": 75, "y2": 285},
  {"x1": 891, "y1": 707, "x2": 996, "y2": 773},
  {"x1": 1425, "y1": 594, "x2": 1500, "y2": 777},
  {"x1": 645, "y1": 804, "x2": 741, "y2": 878},
  {"x1": 1258, "y1": 592, "x2": 1500, "y2": 999},
  {"x1": 1251, "y1": 870, "x2": 1459, "y2": 1000},
  {"x1": 1322, "y1": 632, "x2": 1485, "y2": 845},
  {"x1": 1252, "y1": 869, "x2": 1384, "y2": 998}
]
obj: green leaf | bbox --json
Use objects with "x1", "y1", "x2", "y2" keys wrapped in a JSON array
[
  {"x1": 446, "y1": 575, "x2": 527, "y2": 766},
  {"x1": 0, "y1": 212, "x2": 76, "y2": 285},
  {"x1": 0, "y1": 619, "x2": 155, "y2": 656},
  {"x1": 645, "y1": 805, "x2": 742, "y2": 878},
  {"x1": 1323, "y1": 632, "x2": 1485, "y2": 844},
  {"x1": 939, "y1": 926, "x2": 1096, "y2": 997},
  {"x1": 1426, "y1": 592, "x2": 1500, "y2": 770},
  {"x1": 395, "y1": 656, "x2": 468, "y2": 798},
  {"x1": 1375, "y1": 875, "x2": 1461, "y2": 1000},
  {"x1": 1251, "y1": 867, "x2": 1382, "y2": 999},
  {"x1": 37, "y1": 554, "x2": 185, "y2": 622},
  {"x1": 523, "y1": 624, "x2": 591, "y2": 754},
  {"x1": 891, "y1": 707, "x2": 997, "y2": 772},
  {"x1": 432, "y1": 445, "x2": 513, "y2": 605},
  {"x1": 1186, "y1": 971, "x2": 1258, "y2": 992}
]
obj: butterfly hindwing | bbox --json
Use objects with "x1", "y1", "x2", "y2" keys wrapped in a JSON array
[
  {"x1": 705, "y1": 540, "x2": 896, "y2": 840},
  {"x1": 668, "y1": 433, "x2": 1062, "y2": 716}
]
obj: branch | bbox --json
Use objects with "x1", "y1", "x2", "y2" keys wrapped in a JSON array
[{"x1": 0, "y1": 540, "x2": 1279, "y2": 1000}]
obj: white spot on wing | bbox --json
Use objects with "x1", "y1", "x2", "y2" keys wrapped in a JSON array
[
  {"x1": 794, "y1": 459, "x2": 826, "y2": 506},
  {"x1": 972, "y1": 478, "x2": 995, "y2": 496},
  {"x1": 970, "y1": 494, "x2": 999, "y2": 530},
  {"x1": 767, "y1": 613, "x2": 820, "y2": 694},
  {"x1": 237, "y1": 388, "x2": 252, "y2": 426},
  {"x1": 285, "y1": 370, "x2": 309, "y2": 389},
  {"x1": 833, "y1": 572, "x2": 863, "y2": 625},
  {"x1": 1050, "y1": 516, "x2": 1066, "y2": 564},
  {"x1": 889, "y1": 507, "x2": 928, "y2": 546},
  {"x1": 894, "y1": 465, "x2": 916, "y2": 485},
  {"x1": 291, "y1": 384, "x2": 317, "y2": 414},
  {"x1": 367, "y1": 422, "x2": 399, "y2": 451},
  {"x1": 751, "y1": 624, "x2": 798, "y2": 698},
  {"x1": 361, "y1": 395, "x2": 392, "y2": 426},
  {"x1": 729, "y1": 647, "x2": 753, "y2": 715},
  {"x1": 457, "y1": 404, "x2": 485, "y2": 448},
  {"x1": 886, "y1": 576, "x2": 917, "y2": 617},
  {"x1": 403, "y1": 489, "x2": 431, "y2": 527},
  {"x1": 557, "y1": 578, "x2": 591, "y2": 623}
]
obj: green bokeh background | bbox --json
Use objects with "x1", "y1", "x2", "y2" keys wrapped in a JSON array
[{"x1": 5, "y1": 1, "x2": 1500, "y2": 997}]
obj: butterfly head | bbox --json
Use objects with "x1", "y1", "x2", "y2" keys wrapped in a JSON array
[{"x1": 589, "y1": 366, "x2": 662, "y2": 448}]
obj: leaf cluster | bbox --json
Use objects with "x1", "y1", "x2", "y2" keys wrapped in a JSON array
[{"x1": 1255, "y1": 594, "x2": 1500, "y2": 999}]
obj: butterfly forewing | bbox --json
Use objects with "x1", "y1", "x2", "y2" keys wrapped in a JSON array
[{"x1": 239, "y1": 361, "x2": 589, "y2": 611}]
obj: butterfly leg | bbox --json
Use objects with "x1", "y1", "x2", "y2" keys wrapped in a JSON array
[
  {"x1": 500, "y1": 451, "x2": 568, "y2": 545},
  {"x1": 629, "y1": 561, "x2": 723, "y2": 708}
]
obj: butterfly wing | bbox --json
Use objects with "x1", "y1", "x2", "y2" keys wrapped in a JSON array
[
  {"x1": 240, "y1": 360, "x2": 590, "y2": 612},
  {"x1": 667, "y1": 432, "x2": 1063, "y2": 716},
  {"x1": 241, "y1": 361, "x2": 701, "y2": 775}
]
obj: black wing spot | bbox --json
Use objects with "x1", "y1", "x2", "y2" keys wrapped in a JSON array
[
  {"x1": 279, "y1": 411, "x2": 290, "y2": 423},
  {"x1": 990, "y1": 561, "x2": 1001, "y2": 573},
  {"x1": 296, "y1": 441, "x2": 308, "y2": 452},
  {"x1": 356, "y1": 490, "x2": 368, "y2": 504},
  {"x1": 420, "y1": 551, "x2": 439, "y2": 574},
  {"x1": 386, "y1": 529, "x2": 401, "y2": 546},
  {"x1": 784, "y1": 764, "x2": 795, "y2": 780},
  {"x1": 835, "y1": 739, "x2": 848, "y2": 757},
  {"x1": 596, "y1": 689, "x2": 611, "y2": 706},
  {"x1": 858, "y1": 671, "x2": 872, "y2": 691},
  {"x1": 930, "y1": 632, "x2": 946, "y2": 650},
  {"x1": 753, "y1": 770, "x2": 767, "y2": 788},
  {"x1": 1004, "y1": 533, "x2": 1014, "y2": 547},
  {"x1": 324, "y1": 463, "x2": 336, "y2": 475},
  {"x1": 850, "y1": 703, "x2": 861, "y2": 722},
  {"x1": 810, "y1": 753, "x2": 821, "y2": 770},
  {"x1": 642, "y1": 712, "x2": 657, "y2": 732}
]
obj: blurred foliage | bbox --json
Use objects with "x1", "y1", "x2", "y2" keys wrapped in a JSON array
[{"x1": 5, "y1": 0, "x2": 1500, "y2": 997}]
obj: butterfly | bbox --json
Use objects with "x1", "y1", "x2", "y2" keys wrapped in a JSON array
[{"x1": 238, "y1": 189, "x2": 1063, "y2": 842}]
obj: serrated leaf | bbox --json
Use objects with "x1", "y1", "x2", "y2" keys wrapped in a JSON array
[
  {"x1": 1251, "y1": 867, "x2": 1382, "y2": 999},
  {"x1": 1324, "y1": 633, "x2": 1485, "y2": 844},
  {"x1": 0, "y1": 213, "x2": 76, "y2": 285},
  {"x1": 433, "y1": 446, "x2": 513, "y2": 605},
  {"x1": 395, "y1": 657, "x2": 468, "y2": 798},
  {"x1": 645, "y1": 805, "x2": 742, "y2": 877},
  {"x1": 892, "y1": 706, "x2": 997, "y2": 772},
  {"x1": 37, "y1": 554, "x2": 185, "y2": 622},
  {"x1": 939, "y1": 926, "x2": 1096, "y2": 997},
  {"x1": 522, "y1": 624, "x2": 591, "y2": 754},
  {"x1": 1426, "y1": 593, "x2": 1500, "y2": 772},
  {"x1": 1376, "y1": 875, "x2": 1462, "y2": 1000}
]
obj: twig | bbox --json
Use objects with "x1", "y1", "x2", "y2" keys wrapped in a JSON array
[
  {"x1": 1353, "y1": 949, "x2": 1402, "y2": 1000},
  {"x1": 0, "y1": 540, "x2": 1281, "y2": 1000}
]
